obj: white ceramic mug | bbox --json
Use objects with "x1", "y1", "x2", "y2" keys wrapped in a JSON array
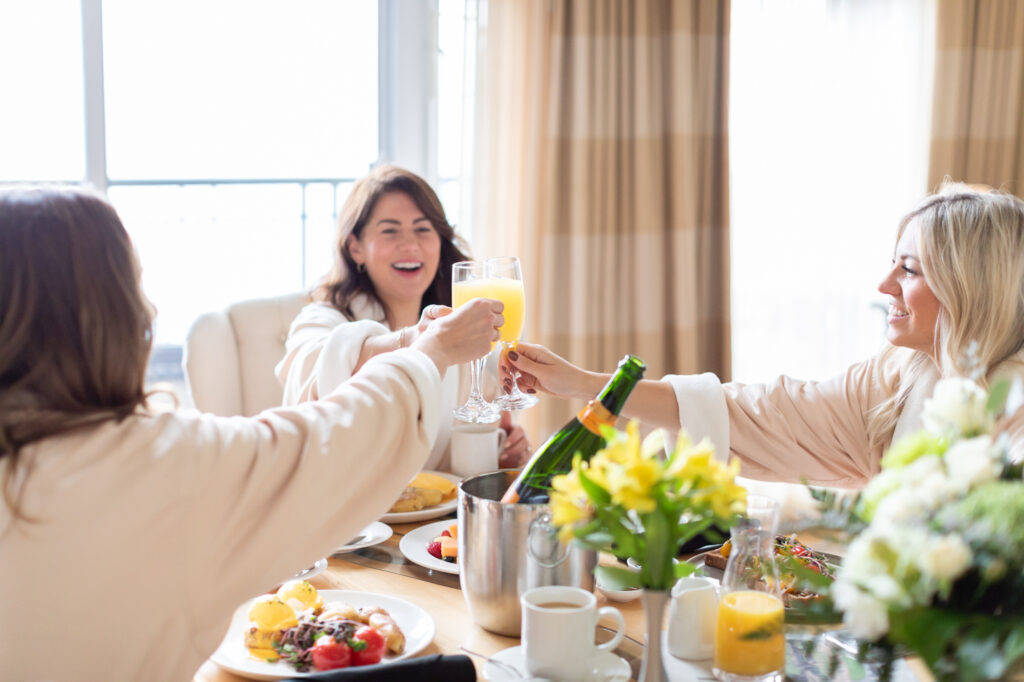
[
  {"x1": 667, "y1": 576, "x2": 719, "y2": 660},
  {"x1": 521, "y1": 585, "x2": 626, "y2": 681},
  {"x1": 450, "y1": 423, "x2": 506, "y2": 477}
]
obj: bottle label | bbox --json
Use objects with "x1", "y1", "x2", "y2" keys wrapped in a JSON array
[{"x1": 577, "y1": 400, "x2": 614, "y2": 435}]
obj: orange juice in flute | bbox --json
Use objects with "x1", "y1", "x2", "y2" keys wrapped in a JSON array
[
  {"x1": 485, "y1": 256, "x2": 537, "y2": 410},
  {"x1": 451, "y1": 261, "x2": 501, "y2": 423}
]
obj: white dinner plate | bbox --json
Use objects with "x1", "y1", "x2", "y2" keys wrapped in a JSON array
[
  {"x1": 398, "y1": 519, "x2": 460, "y2": 575},
  {"x1": 334, "y1": 521, "x2": 393, "y2": 554},
  {"x1": 210, "y1": 589, "x2": 436, "y2": 680},
  {"x1": 380, "y1": 470, "x2": 460, "y2": 524}
]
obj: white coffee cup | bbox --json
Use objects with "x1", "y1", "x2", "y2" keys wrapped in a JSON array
[
  {"x1": 450, "y1": 423, "x2": 506, "y2": 477},
  {"x1": 521, "y1": 585, "x2": 626, "y2": 681},
  {"x1": 667, "y1": 576, "x2": 719, "y2": 660}
]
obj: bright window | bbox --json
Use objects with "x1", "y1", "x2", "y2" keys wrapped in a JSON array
[
  {"x1": 1, "y1": 1, "x2": 468, "y2": 387},
  {"x1": 729, "y1": 0, "x2": 936, "y2": 383},
  {"x1": 0, "y1": 0, "x2": 85, "y2": 181}
]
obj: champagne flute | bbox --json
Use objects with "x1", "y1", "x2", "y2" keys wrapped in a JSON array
[
  {"x1": 486, "y1": 256, "x2": 539, "y2": 410},
  {"x1": 452, "y1": 261, "x2": 501, "y2": 424}
]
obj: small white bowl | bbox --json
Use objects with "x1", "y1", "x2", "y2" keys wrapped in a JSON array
[{"x1": 597, "y1": 583, "x2": 642, "y2": 602}]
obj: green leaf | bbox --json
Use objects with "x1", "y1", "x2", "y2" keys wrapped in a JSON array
[
  {"x1": 595, "y1": 564, "x2": 642, "y2": 590},
  {"x1": 956, "y1": 630, "x2": 1006, "y2": 681},
  {"x1": 642, "y1": 507, "x2": 671, "y2": 589},
  {"x1": 1004, "y1": 625, "x2": 1024, "y2": 669},
  {"x1": 578, "y1": 468, "x2": 611, "y2": 505},
  {"x1": 986, "y1": 378, "x2": 1011, "y2": 416},
  {"x1": 887, "y1": 608, "x2": 960, "y2": 668},
  {"x1": 675, "y1": 517, "x2": 714, "y2": 550},
  {"x1": 673, "y1": 561, "x2": 697, "y2": 579}
]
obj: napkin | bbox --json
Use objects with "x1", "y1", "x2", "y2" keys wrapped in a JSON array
[{"x1": 286, "y1": 654, "x2": 476, "y2": 681}]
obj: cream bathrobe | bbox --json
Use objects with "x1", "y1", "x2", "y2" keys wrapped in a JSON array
[
  {"x1": 276, "y1": 297, "x2": 465, "y2": 472},
  {"x1": 0, "y1": 349, "x2": 439, "y2": 682},
  {"x1": 666, "y1": 349, "x2": 1024, "y2": 518}
]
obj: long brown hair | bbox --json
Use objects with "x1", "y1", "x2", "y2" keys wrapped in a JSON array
[
  {"x1": 0, "y1": 187, "x2": 153, "y2": 466},
  {"x1": 316, "y1": 165, "x2": 470, "y2": 318}
]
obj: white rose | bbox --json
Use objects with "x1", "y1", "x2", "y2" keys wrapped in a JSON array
[
  {"x1": 833, "y1": 580, "x2": 890, "y2": 641},
  {"x1": 922, "y1": 378, "x2": 994, "y2": 438},
  {"x1": 944, "y1": 436, "x2": 1001, "y2": 493},
  {"x1": 872, "y1": 488, "x2": 927, "y2": 528},
  {"x1": 919, "y1": 534, "x2": 972, "y2": 582}
]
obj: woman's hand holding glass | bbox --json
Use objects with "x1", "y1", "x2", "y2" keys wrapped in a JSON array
[
  {"x1": 485, "y1": 256, "x2": 539, "y2": 411},
  {"x1": 500, "y1": 341, "x2": 599, "y2": 400},
  {"x1": 411, "y1": 298, "x2": 503, "y2": 378}
]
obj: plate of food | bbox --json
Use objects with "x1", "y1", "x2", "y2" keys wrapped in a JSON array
[
  {"x1": 689, "y1": 534, "x2": 841, "y2": 622},
  {"x1": 398, "y1": 519, "x2": 459, "y2": 574},
  {"x1": 210, "y1": 584, "x2": 436, "y2": 680},
  {"x1": 334, "y1": 522, "x2": 393, "y2": 554},
  {"x1": 380, "y1": 470, "x2": 460, "y2": 524}
]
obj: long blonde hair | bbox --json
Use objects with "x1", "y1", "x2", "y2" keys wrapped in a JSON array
[{"x1": 867, "y1": 182, "x2": 1024, "y2": 449}]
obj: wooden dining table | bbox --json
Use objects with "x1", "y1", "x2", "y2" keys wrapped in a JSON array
[{"x1": 192, "y1": 515, "x2": 932, "y2": 682}]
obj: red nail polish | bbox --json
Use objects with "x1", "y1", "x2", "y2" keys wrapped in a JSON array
[
  {"x1": 526, "y1": 388, "x2": 536, "y2": 394},
  {"x1": 508, "y1": 350, "x2": 519, "y2": 361}
]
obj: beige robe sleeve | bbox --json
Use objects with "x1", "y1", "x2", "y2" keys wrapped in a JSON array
[
  {"x1": 185, "y1": 348, "x2": 441, "y2": 652},
  {"x1": 0, "y1": 348, "x2": 440, "y2": 682},
  {"x1": 665, "y1": 356, "x2": 894, "y2": 488},
  {"x1": 275, "y1": 302, "x2": 389, "y2": 404}
]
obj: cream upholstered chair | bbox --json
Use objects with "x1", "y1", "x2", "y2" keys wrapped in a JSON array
[{"x1": 183, "y1": 292, "x2": 308, "y2": 416}]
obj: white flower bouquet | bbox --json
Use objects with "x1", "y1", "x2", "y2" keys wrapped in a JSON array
[{"x1": 798, "y1": 375, "x2": 1024, "y2": 681}]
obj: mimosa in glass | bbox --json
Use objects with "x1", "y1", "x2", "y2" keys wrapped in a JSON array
[
  {"x1": 452, "y1": 261, "x2": 501, "y2": 423},
  {"x1": 485, "y1": 256, "x2": 538, "y2": 410}
]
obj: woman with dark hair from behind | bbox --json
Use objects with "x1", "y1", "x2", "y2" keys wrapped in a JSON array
[
  {"x1": 0, "y1": 186, "x2": 503, "y2": 681},
  {"x1": 276, "y1": 164, "x2": 531, "y2": 470}
]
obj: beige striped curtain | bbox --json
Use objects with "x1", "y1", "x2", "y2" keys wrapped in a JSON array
[
  {"x1": 928, "y1": 0, "x2": 1024, "y2": 193},
  {"x1": 469, "y1": 0, "x2": 731, "y2": 439}
]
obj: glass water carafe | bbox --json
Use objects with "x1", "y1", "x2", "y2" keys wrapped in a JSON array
[{"x1": 713, "y1": 498, "x2": 785, "y2": 682}]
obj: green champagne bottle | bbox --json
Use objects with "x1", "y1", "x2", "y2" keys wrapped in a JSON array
[{"x1": 500, "y1": 354, "x2": 646, "y2": 504}]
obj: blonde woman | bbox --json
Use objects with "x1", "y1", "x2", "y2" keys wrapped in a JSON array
[
  {"x1": 0, "y1": 187, "x2": 502, "y2": 681},
  {"x1": 504, "y1": 183, "x2": 1024, "y2": 487}
]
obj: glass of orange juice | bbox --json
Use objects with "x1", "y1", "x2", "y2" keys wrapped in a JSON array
[
  {"x1": 452, "y1": 261, "x2": 501, "y2": 423},
  {"x1": 485, "y1": 256, "x2": 538, "y2": 411},
  {"x1": 713, "y1": 496, "x2": 785, "y2": 681}
]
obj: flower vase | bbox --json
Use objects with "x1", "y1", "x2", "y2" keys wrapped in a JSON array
[{"x1": 639, "y1": 589, "x2": 670, "y2": 682}]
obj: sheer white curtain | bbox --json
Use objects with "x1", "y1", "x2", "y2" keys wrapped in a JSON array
[{"x1": 730, "y1": 0, "x2": 936, "y2": 384}]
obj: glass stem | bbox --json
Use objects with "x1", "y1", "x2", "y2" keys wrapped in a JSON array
[
  {"x1": 502, "y1": 342, "x2": 524, "y2": 397},
  {"x1": 469, "y1": 356, "x2": 486, "y2": 402}
]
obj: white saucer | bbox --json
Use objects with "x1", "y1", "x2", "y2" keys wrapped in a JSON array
[
  {"x1": 334, "y1": 521, "x2": 393, "y2": 554},
  {"x1": 483, "y1": 645, "x2": 630, "y2": 682}
]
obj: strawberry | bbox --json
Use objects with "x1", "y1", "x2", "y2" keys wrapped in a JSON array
[{"x1": 426, "y1": 540, "x2": 443, "y2": 559}]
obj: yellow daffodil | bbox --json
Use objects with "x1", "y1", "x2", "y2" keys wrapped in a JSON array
[
  {"x1": 549, "y1": 420, "x2": 744, "y2": 590},
  {"x1": 550, "y1": 467, "x2": 593, "y2": 543}
]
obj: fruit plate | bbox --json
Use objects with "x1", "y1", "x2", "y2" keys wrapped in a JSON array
[
  {"x1": 398, "y1": 519, "x2": 459, "y2": 575},
  {"x1": 210, "y1": 590, "x2": 435, "y2": 680}
]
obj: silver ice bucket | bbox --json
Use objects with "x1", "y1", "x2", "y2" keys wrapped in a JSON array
[{"x1": 458, "y1": 470, "x2": 597, "y2": 636}]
